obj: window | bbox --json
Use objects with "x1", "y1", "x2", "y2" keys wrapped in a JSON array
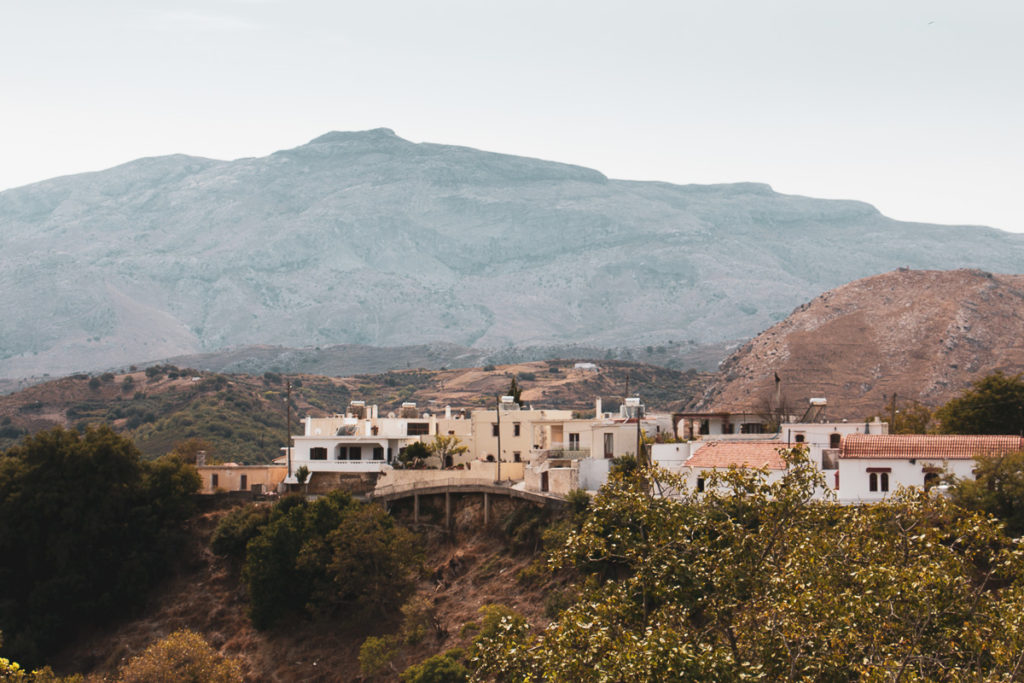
[
  {"x1": 794, "y1": 434, "x2": 805, "y2": 443},
  {"x1": 240, "y1": 474, "x2": 247, "y2": 491},
  {"x1": 349, "y1": 446, "x2": 362, "y2": 460},
  {"x1": 310, "y1": 447, "x2": 327, "y2": 460},
  {"x1": 868, "y1": 468, "x2": 891, "y2": 493},
  {"x1": 604, "y1": 433, "x2": 614, "y2": 459},
  {"x1": 696, "y1": 477, "x2": 705, "y2": 493},
  {"x1": 513, "y1": 423, "x2": 521, "y2": 437},
  {"x1": 372, "y1": 446, "x2": 384, "y2": 460},
  {"x1": 492, "y1": 423, "x2": 499, "y2": 437},
  {"x1": 924, "y1": 472, "x2": 939, "y2": 490},
  {"x1": 741, "y1": 423, "x2": 765, "y2": 434},
  {"x1": 568, "y1": 433, "x2": 580, "y2": 450},
  {"x1": 513, "y1": 451, "x2": 521, "y2": 462},
  {"x1": 211, "y1": 473, "x2": 218, "y2": 488},
  {"x1": 699, "y1": 419, "x2": 710, "y2": 435},
  {"x1": 407, "y1": 422, "x2": 429, "y2": 436},
  {"x1": 830, "y1": 433, "x2": 841, "y2": 449}
]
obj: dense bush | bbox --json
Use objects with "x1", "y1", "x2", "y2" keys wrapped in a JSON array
[
  {"x1": 116, "y1": 629, "x2": 242, "y2": 683},
  {"x1": 472, "y1": 449, "x2": 1024, "y2": 680},
  {"x1": 210, "y1": 504, "x2": 273, "y2": 559},
  {"x1": 242, "y1": 492, "x2": 420, "y2": 629},
  {"x1": 0, "y1": 426, "x2": 200, "y2": 666}
]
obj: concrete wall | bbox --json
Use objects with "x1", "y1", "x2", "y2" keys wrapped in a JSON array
[
  {"x1": 546, "y1": 467, "x2": 579, "y2": 495},
  {"x1": 373, "y1": 460, "x2": 523, "y2": 491},
  {"x1": 651, "y1": 442, "x2": 696, "y2": 472},
  {"x1": 579, "y1": 457, "x2": 611, "y2": 491}
]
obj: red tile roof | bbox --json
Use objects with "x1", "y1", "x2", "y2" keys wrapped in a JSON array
[
  {"x1": 687, "y1": 441, "x2": 787, "y2": 470},
  {"x1": 841, "y1": 434, "x2": 1024, "y2": 460}
]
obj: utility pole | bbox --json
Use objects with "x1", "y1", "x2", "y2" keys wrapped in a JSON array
[
  {"x1": 495, "y1": 394, "x2": 501, "y2": 483},
  {"x1": 890, "y1": 392, "x2": 898, "y2": 433},
  {"x1": 285, "y1": 380, "x2": 293, "y2": 480}
]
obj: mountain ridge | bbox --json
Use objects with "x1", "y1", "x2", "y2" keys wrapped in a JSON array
[{"x1": 2, "y1": 129, "x2": 1022, "y2": 379}]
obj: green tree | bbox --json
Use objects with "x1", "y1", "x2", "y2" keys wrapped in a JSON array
[
  {"x1": 935, "y1": 371, "x2": 1024, "y2": 434},
  {"x1": 210, "y1": 504, "x2": 272, "y2": 560},
  {"x1": 295, "y1": 464, "x2": 310, "y2": 492},
  {"x1": 398, "y1": 442, "x2": 431, "y2": 469},
  {"x1": 242, "y1": 492, "x2": 420, "y2": 629},
  {"x1": 116, "y1": 629, "x2": 242, "y2": 683},
  {"x1": 471, "y1": 448, "x2": 1024, "y2": 680},
  {"x1": 505, "y1": 377, "x2": 523, "y2": 405},
  {"x1": 400, "y1": 650, "x2": 468, "y2": 683},
  {"x1": 427, "y1": 434, "x2": 468, "y2": 468},
  {"x1": 950, "y1": 450, "x2": 1024, "y2": 536},
  {"x1": 0, "y1": 426, "x2": 199, "y2": 666}
]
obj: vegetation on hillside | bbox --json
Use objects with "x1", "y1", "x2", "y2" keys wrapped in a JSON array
[
  {"x1": 211, "y1": 492, "x2": 422, "y2": 630},
  {"x1": 115, "y1": 629, "x2": 243, "y2": 683},
  {"x1": 0, "y1": 426, "x2": 199, "y2": 667},
  {"x1": 936, "y1": 371, "x2": 1024, "y2": 435},
  {"x1": 0, "y1": 361, "x2": 711, "y2": 464},
  {"x1": 439, "y1": 449, "x2": 1024, "y2": 680}
]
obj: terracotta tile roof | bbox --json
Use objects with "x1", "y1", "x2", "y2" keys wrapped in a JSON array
[
  {"x1": 687, "y1": 441, "x2": 787, "y2": 470},
  {"x1": 841, "y1": 434, "x2": 1024, "y2": 460}
]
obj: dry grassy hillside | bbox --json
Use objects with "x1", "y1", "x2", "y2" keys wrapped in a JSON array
[
  {"x1": 698, "y1": 268, "x2": 1024, "y2": 419},
  {"x1": 0, "y1": 360, "x2": 712, "y2": 462},
  {"x1": 51, "y1": 497, "x2": 563, "y2": 682}
]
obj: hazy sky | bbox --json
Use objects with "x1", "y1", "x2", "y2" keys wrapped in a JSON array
[{"x1": 2, "y1": 0, "x2": 1022, "y2": 232}]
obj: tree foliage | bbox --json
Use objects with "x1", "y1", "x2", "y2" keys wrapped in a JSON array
[
  {"x1": 951, "y1": 450, "x2": 1024, "y2": 537},
  {"x1": 0, "y1": 426, "x2": 199, "y2": 666},
  {"x1": 242, "y1": 492, "x2": 420, "y2": 629},
  {"x1": 398, "y1": 442, "x2": 431, "y2": 469},
  {"x1": 470, "y1": 448, "x2": 1024, "y2": 680},
  {"x1": 505, "y1": 377, "x2": 523, "y2": 406},
  {"x1": 116, "y1": 629, "x2": 242, "y2": 683},
  {"x1": 427, "y1": 435, "x2": 468, "y2": 468},
  {"x1": 935, "y1": 371, "x2": 1024, "y2": 434}
]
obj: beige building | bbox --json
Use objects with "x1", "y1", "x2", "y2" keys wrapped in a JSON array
[{"x1": 197, "y1": 463, "x2": 287, "y2": 494}]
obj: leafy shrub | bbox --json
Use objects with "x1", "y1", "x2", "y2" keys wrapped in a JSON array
[
  {"x1": 400, "y1": 649, "x2": 468, "y2": 683},
  {"x1": 116, "y1": 629, "x2": 242, "y2": 683},
  {"x1": 210, "y1": 505, "x2": 272, "y2": 559},
  {"x1": 242, "y1": 492, "x2": 420, "y2": 629}
]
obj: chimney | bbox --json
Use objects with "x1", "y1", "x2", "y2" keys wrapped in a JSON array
[
  {"x1": 445, "y1": 405, "x2": 452, "y2": 419},
  {"x1": 195, "y1": 450, "x2": 206, "y2": 466},
  {"x1": 595, "y1": 397, "x2": 602, "y2": 417}
]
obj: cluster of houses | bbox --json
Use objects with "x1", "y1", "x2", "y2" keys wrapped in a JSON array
[{"x1": 196, "y1": 393, "x2": 1024, "y2": 504}]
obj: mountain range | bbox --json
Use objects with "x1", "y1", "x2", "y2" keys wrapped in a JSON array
[{"x1": 2, "y1": 128, "x2": 1023, "y2": 380}]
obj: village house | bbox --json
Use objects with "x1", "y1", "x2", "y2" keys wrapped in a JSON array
[
  {"x1": 836, "y1": 434, "x2": 1024, "y2": 503},
  {"x1": 675, "y1": 440, "x2": 789, "y2": 492},
  {"x1": 288, "y1": 400, "x2": 473, "y2": 482},
  {"x1": 196, "y1": 462, "x2": 287, "y2": 494},
  {"x1": 523, "y1": 397, "x2": 675, "y2": 494}
]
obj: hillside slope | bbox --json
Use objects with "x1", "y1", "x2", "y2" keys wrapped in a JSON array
[
  {"x1": 0, "y1": 360, "x2": 711, "y2": 463},
  {"x1": 697, "y1": 268, "x2": 1024, "y2": 418},
  {"x1": 2, "y1": 129, "x2": 1023, "y2": 378},
  {"x1": 51, "y1": 500, "x2": 560, "y2": 681}
]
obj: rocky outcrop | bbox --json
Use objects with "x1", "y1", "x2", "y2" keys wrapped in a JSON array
[{"x1": 697, "y1": 269, "x2": 1024, "y2": 419}]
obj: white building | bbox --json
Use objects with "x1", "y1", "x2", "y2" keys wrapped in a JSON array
[
  {"x1": 288, "y1": 401, "x2": 472, "y2": 480},
  {"x1": 677, "y1": 441, "x2": 788, "y2": 492},
  {"x1": 837, "y1": 434, "x2": 1024, "y2": 503}
]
